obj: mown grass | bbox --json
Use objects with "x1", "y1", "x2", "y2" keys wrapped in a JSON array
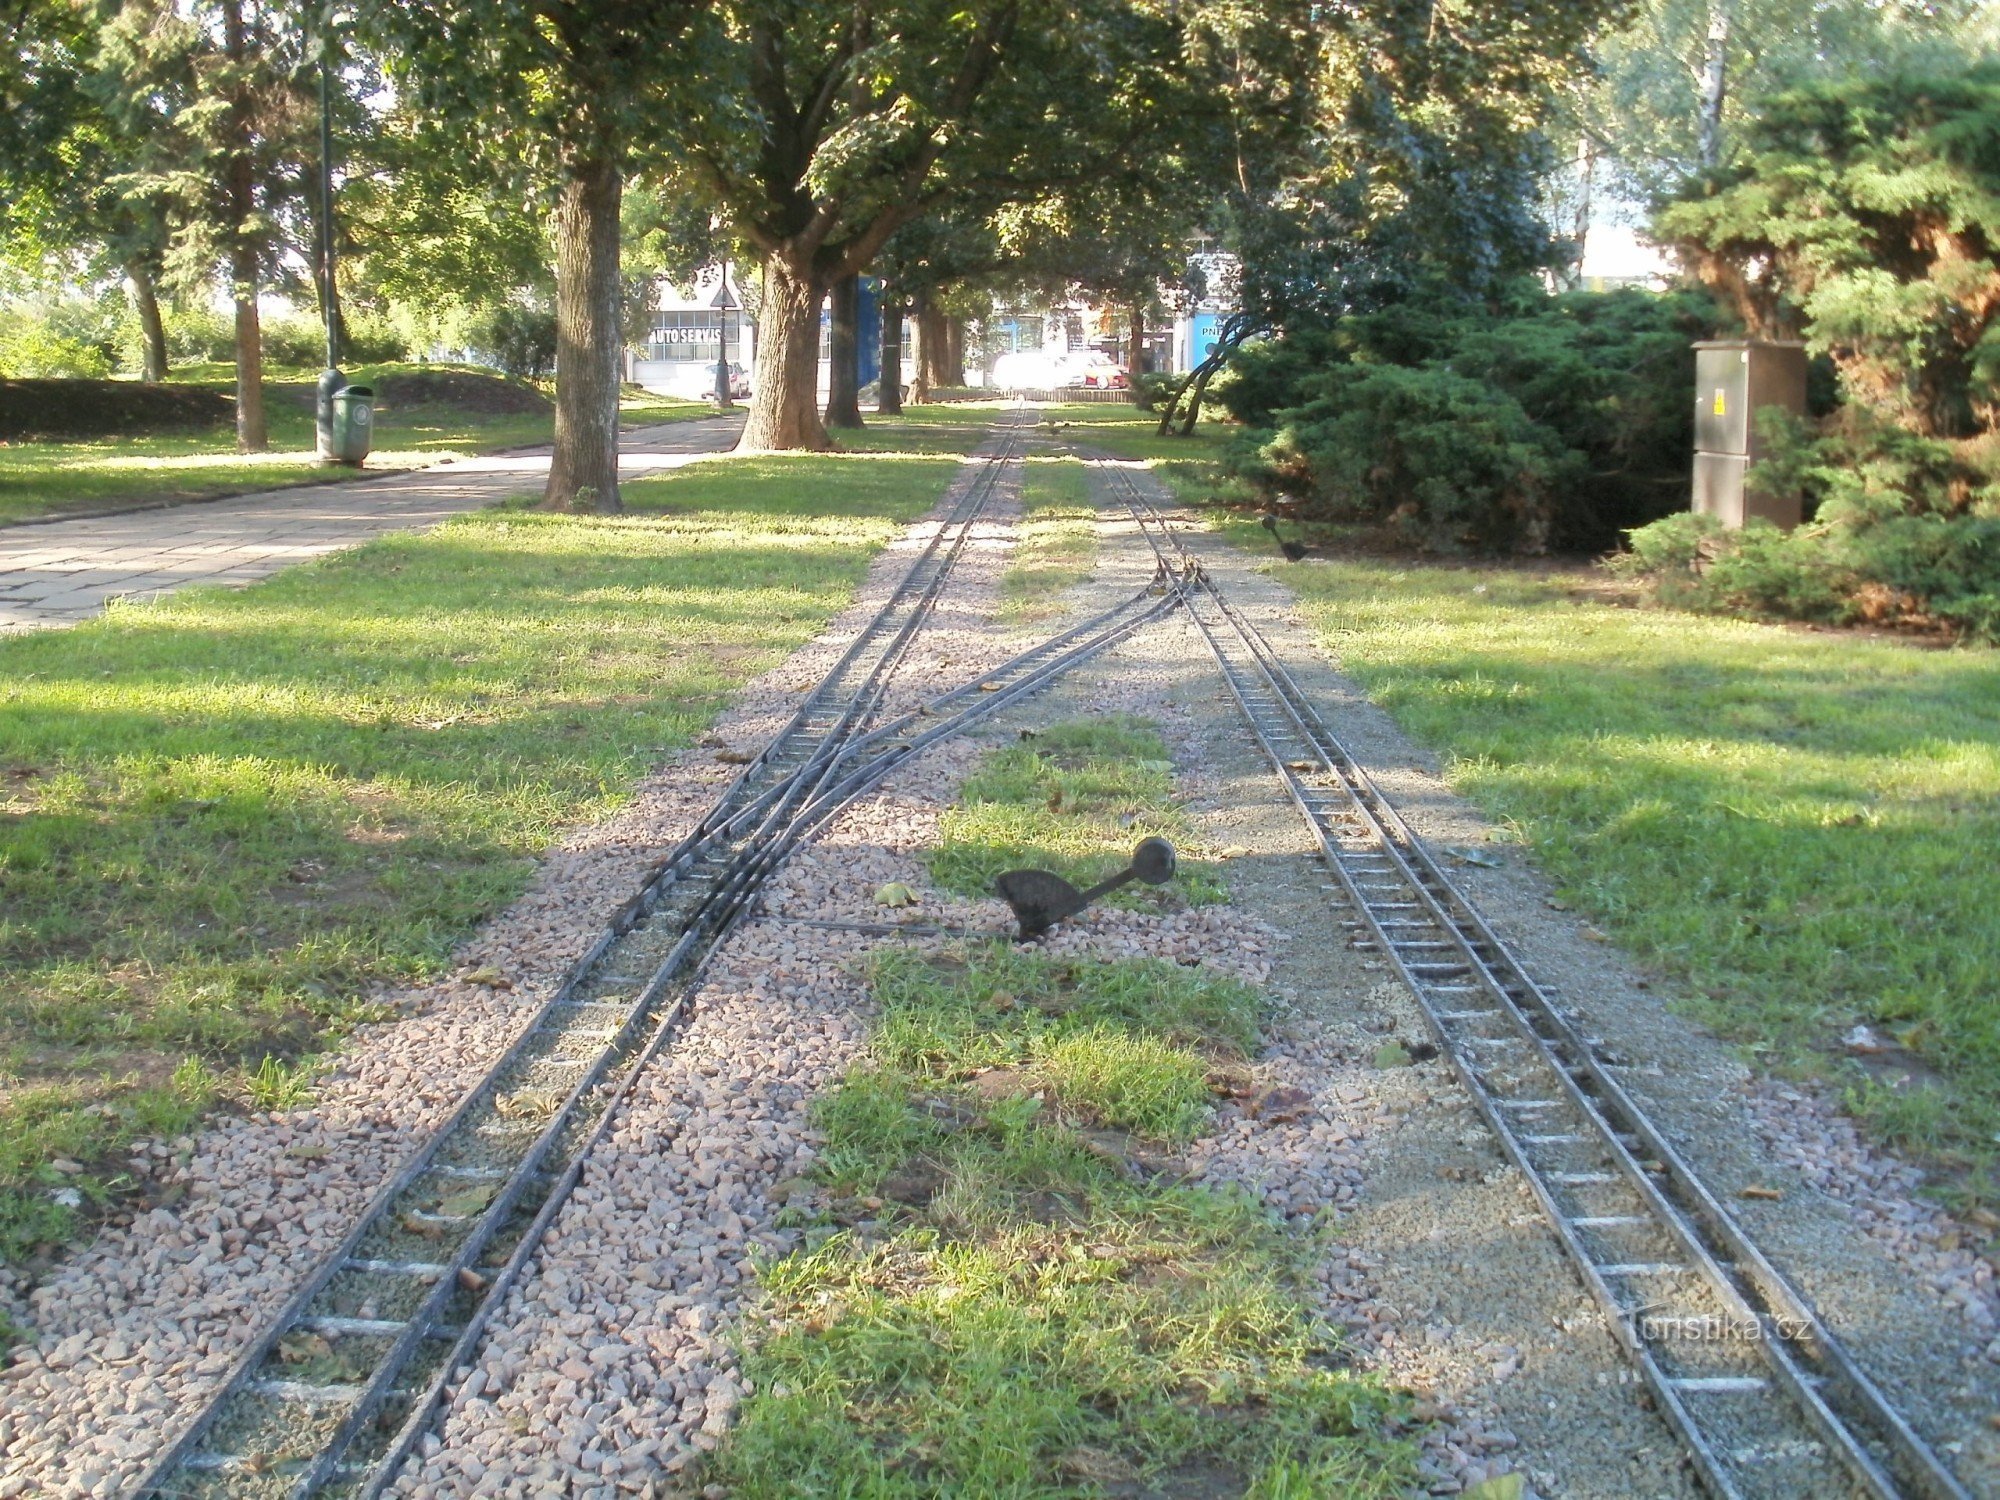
[
  {"x1": 1002, "y1": 456, "x2": 1097, "y2": 629},
  {"x1": 1276, "y1": 559, "x2": 2000, "y2": 1198},
  {"x1": 0, "y1": 363, "x2": 709, "y2": 525},
  {"x1": 0, "y1": 441, "x2": 961, "y2": 1264},
  {"x1": 929, "y1": 716, "x2": 1226, "y2": 910},
  {"x1": 708, "y1": 945, "x2": 1417, "y2": 1497},
  {"x1": 1037, "y1": 401, "x2": 1234, "y2": 508}
]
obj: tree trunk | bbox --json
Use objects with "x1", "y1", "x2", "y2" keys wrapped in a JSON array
[
  {"x1": 545, "y1": 156, "x2": 625, "y2": 511},
  {"x1": 738, "y1": 250, "x2": 830, "y2": 451},
  {"x1": 914, "y1": 293, "x2": 951, "y2": 399},
  {"x1": 221, "y1": 0, "x2": 265, "y2": 452},
  {"x1": 877, "y1": 298, "x2": 904, "y2": 415},
  {"x1": 128, "y1": 261, "x2": 167, "y2": 383},
  {"x1": 824, "y1": 272, "x2": 863, "y2": 429},
  {"x1": 1125, "y1": 303, "x2": 1146, "y2": 378},
  {"x1": 1697, "y1": 2, "x2": 1729, "y2": 169},
  {"x1": 943, "y1": 316, "x2": 965, "y2": 387},
  {"x1": 1572, "y1": 136, "x2": 1597, "y2": 287}
]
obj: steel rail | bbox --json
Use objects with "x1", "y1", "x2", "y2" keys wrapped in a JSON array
[
  {"x1": 1093, "y1": 455, "x2": 1967, "y2": 1500},
  {"x1": 345, "y1": 545, "x2": 1186, "y2": 1497},
  {"x1": 135, "y1": 414, "x2": 1031, "y2": 1499}
]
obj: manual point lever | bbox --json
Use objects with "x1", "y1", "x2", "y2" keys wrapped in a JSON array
[{"x1": 995, "y1": 836, "x2": 1178, "y2": 940}]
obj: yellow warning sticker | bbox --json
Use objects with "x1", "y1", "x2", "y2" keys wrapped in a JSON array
[{"x1": 1713, "y1": 389, "x2": 1727, "y2": 416}]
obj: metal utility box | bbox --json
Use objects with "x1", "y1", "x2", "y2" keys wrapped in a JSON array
[
  {"x1": 326, "y1": 385, "x2": 374, "y2": 465},
  {"x1": 1691, "y1": 340, "x2": 1808, "y2": 528}
]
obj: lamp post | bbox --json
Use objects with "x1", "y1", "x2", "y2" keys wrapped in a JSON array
[
  {"x1": 711, "y1": 260, "x2": 736, "y2": 410},
  {"x1": 313, "y1": 18, "x2": 345, "y2": 459}
]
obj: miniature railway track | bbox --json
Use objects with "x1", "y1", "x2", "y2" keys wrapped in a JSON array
[
  {"x1": 131, "y1": 413, "x2": 1185, "y2": 1499},
  {"x1": 1093, "y1": 455, "x2": 1969, "y2": 1500}
]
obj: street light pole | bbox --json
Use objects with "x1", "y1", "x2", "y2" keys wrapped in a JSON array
[
  {"x1": 713, "y1": 258, "x2": 734, "y2": 410},
  {"x1": 314, "y1": 17, "x2": 346, "y2": 460}
]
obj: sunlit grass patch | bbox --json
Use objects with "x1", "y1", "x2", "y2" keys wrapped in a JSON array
[
  {"x1": 710, "y1": 944, "x2": 1416, "y2": 1496},
  {"x1": 1034, "y1": 1024, "x2": 1212, "y2": 1142},
  {"x1": 871, "y1": 944, "x2": 1260, "y2": 1081},
  {"x1": 930, "y1": 716, "x2": 1226, "y2": 908},
  {"x1": 1002, "y1": 456, "x2": 1097, "y2": 628}
]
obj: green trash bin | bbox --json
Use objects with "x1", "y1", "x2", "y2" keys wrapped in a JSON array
[{"x1": 327, "y1": 385, "x2": 374, "y2": 465}]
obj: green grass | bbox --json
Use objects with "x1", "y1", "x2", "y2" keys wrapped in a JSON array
[
  {"x1": 1002, "y1": 457, "x2": 1098, "y2": 629},
  {"x1": 0, "y1": 439, "x2": 960, "y2": 1263},
  {"x1": 930, "y1": 716, "x2": 1227, "y2": 909},
  {"x1": 0, "y1": 363, "x2": 710, "y2": 525},
  {"x1": 708, "y1": 945, "x2": 1416, "y2": 1497},
  {"x1": 1036, "y1": 401, "x2": 1235, "y2": 507},
  {"x1": 1274, "y1": 558, "x2": 2000, "y2": 1197}
]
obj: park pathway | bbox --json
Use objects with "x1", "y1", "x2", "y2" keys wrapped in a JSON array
[{"x1": 0, "y1": 413, "x2": 746, "y2": 632}]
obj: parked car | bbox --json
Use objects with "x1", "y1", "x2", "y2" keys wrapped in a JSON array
[{"x1": 1059, "y1": 350, "x2": 1128, "y2": 389}]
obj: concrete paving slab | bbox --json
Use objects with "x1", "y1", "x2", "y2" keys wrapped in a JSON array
[{"x1": 0, "y1": 417, "x2": 743, "y2": 633}]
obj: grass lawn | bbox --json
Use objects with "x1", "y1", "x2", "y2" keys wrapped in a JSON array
[
  {"x1": 1276, "y1": 560, "x2": 2000, "y2": 1196},
  {"x1": 0, "y1": 363, "x2": 710, "y2": 526},
  {"x1": 1002, "y1": 456, "x2": 1097, "y2": 629},
  {"x1": 0, "y1": 433, "x2": 965, "y2": 1266},
  {"x1": 709, "y1": 720, "x2": 1415, "y2": 1496}
]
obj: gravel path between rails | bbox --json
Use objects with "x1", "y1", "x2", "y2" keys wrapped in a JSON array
[
  {"x1": 1148, "y1": 472, "x2": 2000, "y2": 1497},
  {"x1": 0, "y1": 438, "x2": 1022, "y2": 1498}
]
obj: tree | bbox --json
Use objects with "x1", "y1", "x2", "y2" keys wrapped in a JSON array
[
  {"x1": 371, "y1": 0, "x2": 702, "y2": 510},
  {"x1": 86, "y1": 0, "x2": 317, "y2": 449},
  {"x1": 1153, "y1": 0, "x2": 1618, "y2": 434},
  {"x1": 678, "y1": 0, "x2": 1235, "y2": 450},
  {"x1": 824, "y1": 271, "x2": 862, "y2": 428},
  {"x1": 1658, "y1": 68, "x2": 2000, "y2": 454},
  {"x1": 1581, "y1": 0, "x2": 1986, "y2": 200}
]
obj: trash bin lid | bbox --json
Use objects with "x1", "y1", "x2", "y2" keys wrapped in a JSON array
[{"x1": 337, "y1": 385, "x2": 374, "y2": 398}]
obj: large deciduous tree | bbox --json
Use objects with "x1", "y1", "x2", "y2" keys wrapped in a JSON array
[
  {"x1": 681, "y1": 0, "x2": 1227, "y2": 451},
  {"x1": 370, "y1": 0, "x2": 700, "y2": 510}
]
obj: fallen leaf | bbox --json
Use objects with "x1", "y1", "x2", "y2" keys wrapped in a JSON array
[
  {"x1": 1463, "y1": 1475, "x2": 1524, "y2": 1500},
  {"x1": 1844, "y1": 1024, "x2": 1887, "y2": 1055},
  {"x1": 1739, "y1": 1185, "x2": 1783, "y2": 1201},
  {"x1": 277, "y1": 1333, "x2": 332, "y2": 1365},
  {"x1": 977, "y1": 682, "x2": 1002, "y2": 692},
  {"x1": 714, "y1": 749, "x2": 754, "y2": 764},
  {"x1": 1372, "y1": 1041, "x2": 1413, "y2": 1069},
  {"x1": 456, "y1": 1268, "x2": 489, "y2": 1294},
  {"x1": 285, "y1": 1144, "x2": 328, "y2": 1161},
  {"x1": 463, "y1": 966, "x2": 504, "y2": 987},
  {"x1": 437, "y1": 1185, "x2": 498, "y2": 1217},
  {"x1": 875, "y1": 882, "x2": 917, "y2": 908}
]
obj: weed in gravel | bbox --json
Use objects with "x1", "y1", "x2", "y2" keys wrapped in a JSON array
[
  {"x1": 243, "y1": 1054, "x2": 316, "y2": 1110},
  {"x1": 930, "y1": 716, "x2": 1225, "y2": 907},
  {"x1": 711, "y1": 947, "x2": 1417, "y2": 1497}
]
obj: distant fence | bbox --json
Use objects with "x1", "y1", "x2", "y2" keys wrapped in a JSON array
[{"x1": 1008, "y1": 387, "x2": 1136, "y2": 404}]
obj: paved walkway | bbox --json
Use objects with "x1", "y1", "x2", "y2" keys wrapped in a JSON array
[{"x1": 0, "y1": 416, "x2": 745, "y2": 632}]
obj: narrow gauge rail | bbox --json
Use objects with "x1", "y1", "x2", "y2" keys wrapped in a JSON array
[
  {"x1": 127, "y1": 411, "x2": 1148, "y2": 1499},
  {"x1": 1094, "y1": 456, "x2": 1968, "y2": 1500}
]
